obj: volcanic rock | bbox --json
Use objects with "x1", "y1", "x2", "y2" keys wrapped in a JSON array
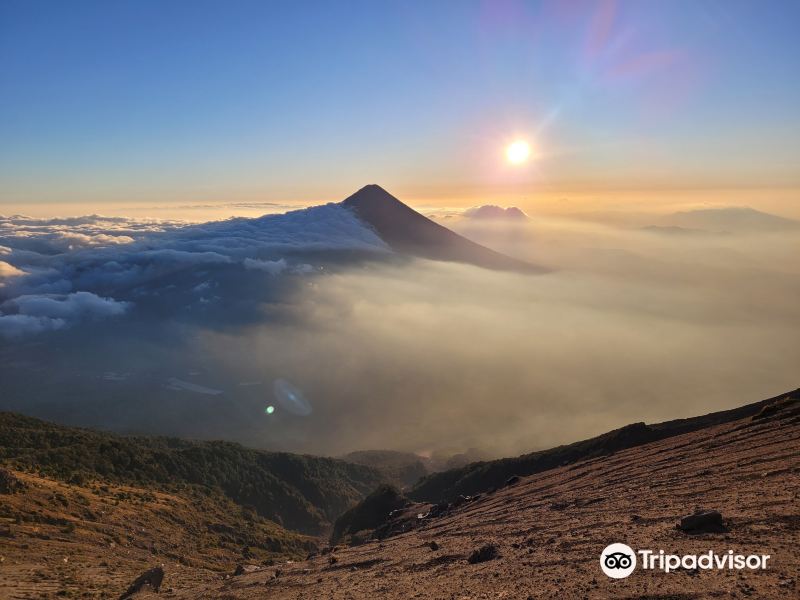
[
  {"x1": 234, "y1": 564, "x2": 261, "y2": 576},
  {"x1": 678, "y1": 510, "x2": 727, "y2": 533},
  {"x1": 119, "y1": 565, "x2": 164, "y2": 599},
  {"x1": 467, "y1": 544, "x2": 499, "y2": 564}
]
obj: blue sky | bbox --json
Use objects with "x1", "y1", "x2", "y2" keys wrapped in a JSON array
[{"x1": 1, "y1": 0, "x2": 799, "y2": 206}]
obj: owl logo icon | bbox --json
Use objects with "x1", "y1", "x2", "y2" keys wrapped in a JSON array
[{"x1": 600, "y1": 543, "x2": 637, "y2": 578}]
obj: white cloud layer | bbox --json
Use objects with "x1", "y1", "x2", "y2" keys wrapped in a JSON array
[
  {"x1": 0, "y1": 205, "x2": 388, "y2": 337},
  {"x1": 10, "y1": 291, "x2": 130, "y2": 319},
  {"x1": 0, "y1": 291, "x2": 130, "y2": 338},
  {"x1": 0, "y1": 202, "x2": 797, "y2": 459}
]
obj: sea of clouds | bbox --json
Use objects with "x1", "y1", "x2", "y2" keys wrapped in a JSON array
[
  {"x1": 0, "y1": 202, "x2": 798, "y2": 459},
  {"x1": 0, "y1": 205, "x2": 388, "y2": 337}
]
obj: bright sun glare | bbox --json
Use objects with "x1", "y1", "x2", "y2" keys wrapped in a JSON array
[{"x1": 506, "y1": 140, "x2": 531, "y2": 165}]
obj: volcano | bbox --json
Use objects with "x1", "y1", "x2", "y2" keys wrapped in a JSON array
[{"x1": 342, "y1": 185, "x2": 540, "y2": 273}]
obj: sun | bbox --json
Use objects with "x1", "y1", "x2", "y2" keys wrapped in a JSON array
[{"x1": 505, "y1": 140, "x2": 531, "y2": 165}]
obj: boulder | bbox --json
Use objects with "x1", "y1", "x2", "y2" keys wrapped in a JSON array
[
  {"x1": 119, "y1": 566, "x2": 164, "y2": 599},
  {"x1": 467, "y1": 543, "x2": 499, "y2": 564},
  {"x1": 752, "y1": 394, "x2": 800, "y2": 421},
  {"x1": 451, "y1": 494, "x2": 480, "y2": 508},
  {"x1": 678, "y1": 510, "x2": 727, "y2": 533},
  {"x1": 233, "y1": 564, "x2": 261, "y2": 576}
]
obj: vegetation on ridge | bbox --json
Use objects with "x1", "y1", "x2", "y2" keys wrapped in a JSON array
[{"x1": 0, "y1": 411, "x2": 385, "y2": 535}]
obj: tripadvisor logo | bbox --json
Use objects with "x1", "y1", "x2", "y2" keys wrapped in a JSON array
[
  {"x1": 600, "y1": 543, "x2": 770, "y2": 579},
  {"x1": 601, "y1": 543, "x2": 637, "y2": 578}
]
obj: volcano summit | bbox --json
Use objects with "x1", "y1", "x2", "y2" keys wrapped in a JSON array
[{"x1": 342, "y1": 185, "x2": 539, "y2": 272}]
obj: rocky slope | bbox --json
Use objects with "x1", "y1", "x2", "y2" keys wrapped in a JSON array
[
  {"x1": 163, "y1": 389, "x2": 799, "y2": 599},
  {"x1": 0, "y1": 468, "x2": 315, "y2": 599},
  {"x1": 409, "y1": 389, "x2": 790, "y2": 503}
]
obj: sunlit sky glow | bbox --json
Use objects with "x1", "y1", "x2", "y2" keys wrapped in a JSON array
[
  {"x1": 506, "y1": 140, "x2": 531, "y2": 165},
  {"x1": 1, "y1": 0, "x2": 799, "y2": 210}
]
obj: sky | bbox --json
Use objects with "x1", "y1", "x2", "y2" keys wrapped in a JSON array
[{"x1": 1, "y1": 0, "x2": 799, "y2": 210}]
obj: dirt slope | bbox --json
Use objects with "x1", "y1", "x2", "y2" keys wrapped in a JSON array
[
  {"x1": 166, "y1": 391, "x2": 799, "y2": 599},
  {"x1": 0, "y1": 472, "x2": 315, "y2": 599},
  {"x1": 409, "y1": 389, "x2": 790, "y2": 503}
]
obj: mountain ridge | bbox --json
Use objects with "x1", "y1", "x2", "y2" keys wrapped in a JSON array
[
  {"x1": 664, "y1": 206, "x2": 800, "y2": 233},
  {"x1": 0, "y1": 411, "x2": 385, "y2": 535},
  {"x1": 409, "y1": 387, "x2": 799, "y2": 502}
]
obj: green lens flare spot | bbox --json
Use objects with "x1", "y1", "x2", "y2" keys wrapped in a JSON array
[{"x1": 265, "y1": 405, "x2": 275, "y2": 415}]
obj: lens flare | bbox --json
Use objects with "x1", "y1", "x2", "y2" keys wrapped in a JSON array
[
  {"x1": 265, "y1": 405, "x2": 275, "y2": 415},
  {"x1": 273, "y1": 378, "x2": 312, "y2": 416}
]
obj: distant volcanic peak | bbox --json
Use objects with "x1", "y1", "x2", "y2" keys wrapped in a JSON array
[
  {"x1": 464, "y1": 205, "x2": 528, "y2": 221},
  {"x1": 340, "y1": 185, "x2": 541, "y2": 273},
  {"x1": 665, "y1": 206, "x2": 800, "y2": 232},
  {"x1": 342, "y1": 184, "x2": 403, "y2": 207}
]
